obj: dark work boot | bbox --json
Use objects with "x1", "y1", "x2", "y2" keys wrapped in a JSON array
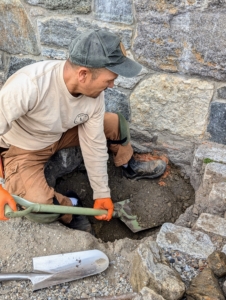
[
  {"x1": 44, "y1": 147, "x2": 83, "y2": 188},
  {"x1": 122, "y1": 156, "x2": 167, "y2": 180},
  {"x1": 64, "y1": 190, "x2": 93, "y2": 234},
  {"x1": 67, "y1": 215, "x2": 93, "y2": 233}
]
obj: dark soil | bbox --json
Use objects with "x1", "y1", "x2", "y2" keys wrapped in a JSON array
[{"x1": 56, "y1": 154, "x2": 195, "y2": 242}]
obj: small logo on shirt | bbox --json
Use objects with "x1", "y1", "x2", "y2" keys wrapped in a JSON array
[{"x1": 74, "y1": 113, "x2": 89, "y2": 125}]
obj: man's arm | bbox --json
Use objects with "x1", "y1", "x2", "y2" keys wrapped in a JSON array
[
  {"x1": 78, "y1": 94, "x2": 113, "y2": 220},
  {"x1": 0, "y1": 73, "x2": 37, "y2": 219},
  {"x1": 78, "y1": 96, "x2": 110, "y2": 199}
]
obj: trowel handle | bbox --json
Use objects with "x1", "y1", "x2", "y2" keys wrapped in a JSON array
[{"x1": 0, "y1": 273, "x2": 35, "y2": 281}]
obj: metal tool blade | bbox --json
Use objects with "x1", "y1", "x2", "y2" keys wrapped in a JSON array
[{"x1": 0, "y1": 250, "x2": 109, "y2": 291}]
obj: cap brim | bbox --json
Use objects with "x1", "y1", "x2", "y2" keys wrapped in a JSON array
[{"x1": 106, "y1": 57, "x2": 142, "y2": 78}]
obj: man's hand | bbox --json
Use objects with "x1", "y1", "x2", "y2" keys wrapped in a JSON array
[
  {"x1": 94, "y1": 198, "x2": 114, "y2": 221},
  {"x1": 0, "y1": 185, "x2": 17, "y2": 221}
]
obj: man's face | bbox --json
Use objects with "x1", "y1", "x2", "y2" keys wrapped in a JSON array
[{"x1": 84, "y1": 68, "x2": 118, "y2": 98}]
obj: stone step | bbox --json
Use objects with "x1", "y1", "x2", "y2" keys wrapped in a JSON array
[
  {"x1": 191, "y1": 142, "x2": 226, "y2": 190},
  {"x1": 202, "y1": 162, "x2": 226, "y2": 191},
  {"x1": 207, "y1": 182, "x2": 226, "y2": 216},
  {"x1": 156, "y1": 222, "x2": 215, "y2": 258},
  {"x1": 193, "y1": 213, "x2": 226, "y2": 240},
  {"x1": 195, "y1": 163, "x2": 226, "y2": 215}
]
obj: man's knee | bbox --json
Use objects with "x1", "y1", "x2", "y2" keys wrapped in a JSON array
[{"x1": 104, "y1": 112, "x2": 130, "y2": 146}]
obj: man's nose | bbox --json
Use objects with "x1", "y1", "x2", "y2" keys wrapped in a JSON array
[{"x1": 108, "y1": 82, "x2": 114, "y2": 88}]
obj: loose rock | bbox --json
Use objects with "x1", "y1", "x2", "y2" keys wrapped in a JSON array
[
  {"x1": 134, "y1": 287, "x2": 165, "y2": 300},
  {"x1": 129, "y1": 240, "x2": 185, "y2": 300},
  {"x1": 186, "y1": 267, "x2": 225, "y2": 300},
  {"x1": 207, "y1": 251, "x2": 226, "y2": 278}
]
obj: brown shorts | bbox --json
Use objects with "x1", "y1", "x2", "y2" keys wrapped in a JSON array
[{"x1": 2, "y1": 112, "x2": 133, "y2": 223}]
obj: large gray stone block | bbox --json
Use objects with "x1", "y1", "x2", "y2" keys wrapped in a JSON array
[
  {"x1": 38, "y1": 17, "x2": 132, "y2": 49},
  {"x1": 104, "y1": 88, "x2": 130, "y2": 121},
  {"x1": 25, "y1": 0, "x2": 91, "y2": 13},
  {"x1": 5, "y1": 56, "x2": 39, "y2": 79},
  {"x1": 207, "y1": 102, "x2": 226, "y2": 145},
  {"x1": 130, "y1": 74, "x2": 214, "y2": 138},
  {"x1": 41, "y1": 47, "x2": 68, "y2": 60},
  {"x1": 114, "y1": 64, "x2": 148, "y2": 90},
  {"x1": 94, "y1": 0, "x2": 133, "y2": 25},
  {"x1": 0, "y1": 0, "x2": 40, "y2": 55},
  {"x1": 133, "y1": 2, "x2": 226, "y2": 80},
  {"x1": 156, "y1": 223, "x2": 215, "y2": 258},
  {"x1": 193, "y1": 213, "x2": 226, "y2": 239}
]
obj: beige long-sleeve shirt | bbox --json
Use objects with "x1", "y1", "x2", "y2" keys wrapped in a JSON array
[{"x1": 0, "y1": 60, "x2": 110, "y2": 199}]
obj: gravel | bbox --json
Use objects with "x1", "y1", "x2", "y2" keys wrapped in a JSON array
[
  {"x1": 0, "y1": 262, "x2": 133, "y2": 300},
  {"x1": 0, "y1": 218, "x2": 135, "y2": 300},
  {"x1": 0, "y1": 207, "x2": 216, "y2": 300},
  {"x1": 162, "y1": 248, "x2": 208, "y2": 288},
  {"x1": 0, "y1": 240, "x2": 207, "y2": 299}
]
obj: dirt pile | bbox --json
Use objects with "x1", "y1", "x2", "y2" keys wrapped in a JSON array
[{"x1": 56, "y1": 153, "x2": 195, "y2": 242}]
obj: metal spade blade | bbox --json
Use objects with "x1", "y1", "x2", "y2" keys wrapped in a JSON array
[{"x1": 0, "y1": 250, "x2": 109, "y2": 291}]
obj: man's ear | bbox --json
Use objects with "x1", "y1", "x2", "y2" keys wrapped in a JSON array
[{"x1": 78, "y1": 68, "x2": 89, "y2": 83}]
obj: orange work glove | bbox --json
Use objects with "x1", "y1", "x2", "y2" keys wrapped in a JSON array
[
  {"x1": 93, "y1": 198, "x2": 114, "y2": 221},
  {"x1": 0, "y1": 185, "x2": 17, "y2": 221}
]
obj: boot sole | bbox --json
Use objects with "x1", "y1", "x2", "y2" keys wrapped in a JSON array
[{"x1": 123, "y1": 165, "x2": 166, "y2": 181}]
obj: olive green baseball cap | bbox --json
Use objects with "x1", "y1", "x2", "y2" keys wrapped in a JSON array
[{"x1": 68, "y1": 29, "x2": 142, "y2": 78}]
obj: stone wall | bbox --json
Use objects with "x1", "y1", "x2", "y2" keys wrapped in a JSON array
[{"x1": 1, "y1": 0, "x2": 226, "y2": 180}]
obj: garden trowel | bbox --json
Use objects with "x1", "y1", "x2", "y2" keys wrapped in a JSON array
[{"x1": 0, "y1": 249, "x2": 109, "y2": 291}]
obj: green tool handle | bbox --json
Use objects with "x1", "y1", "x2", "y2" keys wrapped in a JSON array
[
  {"x1": 4, "y1": 204, "x2": 110, "y2": 218},
  {"x1": 4, "y1": 195, "x2": 116, "y2": 218}
]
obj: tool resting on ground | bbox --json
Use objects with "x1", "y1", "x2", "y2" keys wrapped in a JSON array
[{"x1": 0, "y1": 250, "x2": 109, "y2": 290}]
